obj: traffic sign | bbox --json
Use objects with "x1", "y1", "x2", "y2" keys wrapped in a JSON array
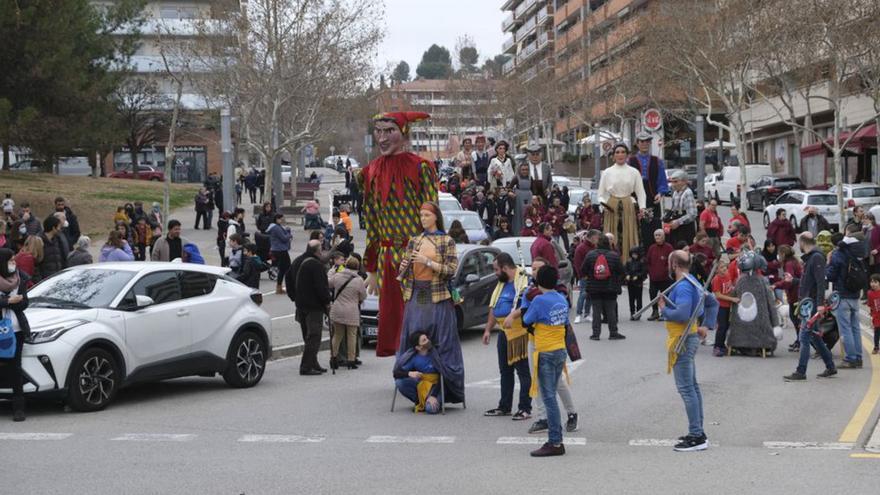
[
  {"x1": 304, "y1": 144, "x2": 314, "y2": 159},
  {"x1": 643, "y1": 108, "x2": 663, "y2": 132},
  {"x1": 602, "y1": 141, "x2": 612, "y2": 152}
]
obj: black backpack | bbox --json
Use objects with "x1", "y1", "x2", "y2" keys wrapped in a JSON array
[{"x1": 844, "y1": 253, "x2": 868, "y2": 293}]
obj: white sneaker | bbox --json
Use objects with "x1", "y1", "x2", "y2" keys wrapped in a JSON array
[
  {"x1": 574, "y1": 315, "x2": 582, "y2": 324},
  {"x1": 584, "y1": 315, "x2": 592, "y2": 322}
]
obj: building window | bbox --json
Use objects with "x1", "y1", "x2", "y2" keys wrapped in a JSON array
[{"x1": 160, "y1": 4, "x2": 199, "y2": 19}]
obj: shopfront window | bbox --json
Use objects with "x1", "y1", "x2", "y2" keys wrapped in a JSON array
[{"x1": 115, "y1": 145, "x2": 206, "y2": 183}]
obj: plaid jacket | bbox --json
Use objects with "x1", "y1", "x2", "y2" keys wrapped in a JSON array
[
  {"x1": 670, "y1": 187, "x2": 697, "y2": 225},
  {"x1": 400, "y1": 233, "x2": 458, "y2": 303}
]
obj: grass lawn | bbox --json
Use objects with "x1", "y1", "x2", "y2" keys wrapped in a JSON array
[{"x1": 0, "y1": 172, "x2": 198, "y2": 237}]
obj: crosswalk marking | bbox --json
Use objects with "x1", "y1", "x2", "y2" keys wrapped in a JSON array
[
  {"x1": 497, "y1": 436, "x2": 587, "y2": 446},
  {"x1": 0, "y1": 433, "x2": 72, "y2": 441},
  {"x1": 111, "y1": 433, "x2": 196, "y2": 442},
  {"x1": 365, "y1": 435, "x2": 455, "y2": 444},
  {"x1": 238, "y1": 434, "x2": 325, "y2": 443},
  {"x1": 629, "y1": 438, "x2": 720, "y2": 447},
  {"x1": 763, "y1": 441, "x2": 853, "y2": 450}
]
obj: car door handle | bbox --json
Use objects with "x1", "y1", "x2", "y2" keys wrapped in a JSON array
[{"x1": 177, "y1": 309, "x2": 190, "y2": 317}]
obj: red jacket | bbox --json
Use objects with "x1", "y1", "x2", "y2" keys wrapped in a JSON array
[
  {"x1": 573, "y1": 240, "x2": 595, "y2": 279},
  {"x1": 773, "y1": 259, "x2": 801, "y2": 305},
  {"x1": 530, "y1": 234, "x2": 558, "y2": 268},
  {"x1": 767, "y1": 218, "x2": 796, "y2": 249},
  {"x1": 688, "y1": 243, "x2": 715, "y2": 273},
  {"x1": 543, "y1": 206, "x2": 566, "y2": 236},
  {"x1": 868, "y1": 289, "x2": 880, "y2": 328},
  {"x1": 645, "y1": 242, "x2": 674, "y2": 282}
]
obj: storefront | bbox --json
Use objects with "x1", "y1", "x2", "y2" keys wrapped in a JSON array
[
  {"x1": 799, "y1": 124, "x2": 878, "y2": 187},
  {"x1": 113, "y1": 145, "x2": 208, "y2": 184}
]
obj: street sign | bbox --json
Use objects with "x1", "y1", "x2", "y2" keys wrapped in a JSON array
[
  {"x1": 602, "y1": 141, "x2": 612, "y2": 153},
  {"x1": 680, "y1": 141, "x2": 691, "y2": 158},
  {"x1": 643, "y1": 108, "x2": 663, "y2": 132},
  {"x1": 304, "y1": 144, "x2": 314, "y2": 160}
]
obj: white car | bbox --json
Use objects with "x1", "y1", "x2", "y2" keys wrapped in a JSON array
[
  {"x1": 714, "y1": 164, "x2": 772, "y2": 204},
  {"x1": 567, "y1": 187, "x2": 599, "y2": 220},
  {"x1": 828, "y1": 183, "x2": 880, "y2": 210},
  {"x1": 438, "y1": 192, "x2": 462, "y2": 213},
  {"x1": 4, "y1": 263, "x2": 272, "y2": 412},
  {"x1": 443, "y1": 210, "x2": 489, "y2": 243},
  {"x1": 704, "y1": 173, "x2": 720, "y2": 199},
  {"x1": 763, "y1": 190, "x2": 844, "y2": 231}
]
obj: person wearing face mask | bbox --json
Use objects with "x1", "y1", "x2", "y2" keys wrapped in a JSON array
[
  {"x1": 52, "y1": 212, "x2": 71, "y2": 255},
  {"x1": 520, "y1": 217, "x2": 538, "y2": 237},
  {"x1": 36, "y1": 215, "x2": 67, "y2": 280},
  {"x1": 19, "y1": 203, "x2": 42, "y2": 237},
  {"x1": 797, "y1": 206, "x2": 831, "y2": 237},
  {"x1": 0, "y1": 247, "x2": 30, "y2": 421},
  {"x1": 482, "y1": 253, "x2": 532, "y2": 419},
  {"x1": 54, "y1": 197, "x2": 79, "y2": 251}
]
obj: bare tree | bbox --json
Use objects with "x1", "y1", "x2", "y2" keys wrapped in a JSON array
[{"x1": 113, "y1": 78, "x2": 169, "y2": 174}]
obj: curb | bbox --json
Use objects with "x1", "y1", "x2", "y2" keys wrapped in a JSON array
[
  {"x1": 270, "y1": 337, "x2": 331, "y2": 360},
  {"x1": 858, "y1": 309, "x2": 880, "y2": 453}
]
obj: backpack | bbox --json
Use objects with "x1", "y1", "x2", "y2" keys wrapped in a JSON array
[
  {"x1": 844, "y1": 253, "x2": 868, "y2": 293},
  {"x1": 593, "y1": 253, "x2": 611, "y2": 281}
]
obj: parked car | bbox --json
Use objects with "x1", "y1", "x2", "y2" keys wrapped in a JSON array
[
  {"x1": 491, "y1": 236, "x2": 574, "y2": 292},
  {"x1": 763, "y1": 190, "x2": 845, "y2": 231},
  {"x1": 828, "y1": 183, "x2": 880, "y2": 210},
  {"x1": 1, "y1": 263, "x2": 272, "y2": 411},
  {"x1": 443, "y1": 210, "x2": 489, "y2": 243},
  {"x1": 8, "y1": 159, "x2": 50, "y2": 172},
  {"x1": 704, "y1": 172, "x2": 720, "y2": 199},
  {"x1": 567, "y1": 187, "x2": 599, "y2": 220},
  {"x1": 713, "y1": 164, "x2": 772, "y2": 204},
  {"x1": 745, "y1": 175, "x2": 805, "y2": 210},
  {"x1": 438, "y1": 192, "x2": 462, "y2": 213},
  {"x1": 109, "y1": 164, "x2": 165, "y2": 181},
  {"x1": 552, "y1": 175, "x2": 573, "y2": 189},
  {"x1": 323, "y1": 155, "x2": 360, "y2": 171},
  {"x1": 359, "y1": 244, "x2": 501, "y2": 345}
]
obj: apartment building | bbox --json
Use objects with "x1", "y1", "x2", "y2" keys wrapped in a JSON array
[
  {"x1": 375, "y1": 79, "x2": 505, "y2": 160},
  {"x1": 96, "y1": 1, "x2": 239, "y2": 182}
]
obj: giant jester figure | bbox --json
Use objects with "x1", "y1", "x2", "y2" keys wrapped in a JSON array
[{"x1": 359, "y1": 112, "x2": 438, "y2": 357}]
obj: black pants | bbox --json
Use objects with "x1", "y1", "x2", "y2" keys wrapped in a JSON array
[
  {"x1": 591, "y1": 296, "x2": 619, "y2": 337},
  {"x1": 874, "y1": 326, "x2": 880, "y2": 349},
  {"x1": 299, "y1": 310, "x2": 324, "y2": 373},
  {"x1": 248, "y1": 187, "x2": 257, "y2": 203},
  {"x1": 627, "y1": 284, "x2": 643, "y2": 315},
  {"x1": 649, "y1": 280, "x2": 672, "y2": 316},
  {"x1": 194, "y1": 210, "x2": 208, "y2": 229},
  {"x1": 205, "y1": 209, "x2": 213, "y2": 230},
  {"x1": 668, "y1": 221, "x2": 696, "y2": 249},
  {"x1": 135, "y1": 243, "x2": 147, "y2": 261},
  {"x1": 496, "y1": 330, "x2": 531, "y2": 413},
  {"x1": 272, "y1": 250, "x2": 291, "y2": 283},
  {"x1": 4, "y1": 333, "x2": 25, "y2": 398}
]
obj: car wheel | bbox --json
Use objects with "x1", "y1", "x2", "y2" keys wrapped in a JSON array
[
  {"x1": 223, "y1": 331, "x2": 266, "y2": 388},
  {"x1": 66, "y1": 347, "x2": 120, "y2": 412},
  {"x1": 150, "y1": 177, "x2": 160, "y2": 182},
  {"x1": 713, "y1": 190, "x2": 720, "y2": 203},
  {"x1": 729, "y1": 193, "x2": 735, "y2": 205}
]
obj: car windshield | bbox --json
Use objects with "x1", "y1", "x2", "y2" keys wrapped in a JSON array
[
  {"x1": 569, "y1": 190, "x2": 585, "y2": 205},
  {"x1": 494, "y1": 240, "x2": 533, "y2": 265},
  {"x1": 775, "y1": 179, "x2": 803, "y2": 188},
  {"x1": 439, "y1": 198, "x2": 461, "y2": 211},
  {"x1": 446, "y1": 214, "x2": 483, "y2": 230},
  {"x1": 28, "y1": 269, "x2": 136, "y2": 309},
  {"x1": 853, "y1": 187, "x2": 880, "y2": 198},
  {"x1": 807, "y1": 195, "x2": 836, "y2": 206}
]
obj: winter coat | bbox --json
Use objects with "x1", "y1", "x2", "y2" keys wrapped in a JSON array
[
  {"x1": 543, "y1": 206, "x2": 567, "y2": 236},
  {"x1": 67, "y1": 248, "x2": 94, "y2": 266},
  {"x1": 773, "y1": 259, "x2": 802, "y2": 306},
  {"x1": 573, "y1": 240, "x2": 594, "y2": 279},
  {"x1": 645, "y1": 242, "x2": 674, "y2": 282},
  {"x1": 294, "y1": 254, "x2": 331, "y2": 311},
  {"x1": 0, "y1": 273, "x2": 30, "y2": 338},
  {"x1": 151, "y1": 235, "x2": 191, "y2": 262},
  {"x1": 266, "y1": 223, "x2": 292, "y2": 252},
  {"x1": 797, "y1": 213, "x2": 831, "y2": 236},
  {"x1": 37, "y1": 233, "x2": 67, "y2": 280},
  {"x1": 530, "y1": 234, "x2": 558, "y2": 268},
  {"x1": 236, "y1": 255, "x2": 265, "y2": 289},
  {"x1": 60, "y1": 206, "x2": 81, "y2": 248},
  {"x1": 728, "y1": 273, "x2": 780, "y2": 351},
  {"x1": 99, "y1": 243, "x2": 134, "y2": 262},
  {"x1": 624, "y1": 257, "x2": 647, "y2": 286},
  {"x1": 581, "y1": 248, "x2": 624, "y2": 297},
  {"x1": 256, "y1": 212, "x2": 274, "y2": 233},
  {"x1": 767, "y1": 217, "x2": 796, "y2": 249},
  {"x1": 799, "y1": 249, "x2": 826, "y2": 304},
  {"x1": 826, "y1": 236, "x2": 868, "y2": 299},
  {"x1": 329, "y1": 268, "x2": 367, "y2": 326}
]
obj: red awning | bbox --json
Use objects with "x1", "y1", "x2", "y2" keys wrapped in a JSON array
[{"x1": 800, "y1": 123, "x2": 877, "y2": 157}]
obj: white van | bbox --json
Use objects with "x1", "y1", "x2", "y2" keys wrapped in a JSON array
[{"x1": 713, "y1": 164, "x2": 772, "y2": 205}]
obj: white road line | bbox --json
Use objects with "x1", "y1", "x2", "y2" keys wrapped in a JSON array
[
  {"x1": 365, "y1": 435, "x2": 455, "y2": 444},
  {"x1": 629, "y1": 439, "x2": 678, "y2": 447},
  {"x1": 271, "y1": 313, "x2": 296, "y2": 321},
  {"x1": 238, "y1": 434, "x2": 325, "y2": 443},
  {"x1": 111, "y1": 433, "x2": 196, "y2": 442},
  {"x1": 497, "y1": 436, "x2": 587, "y2": 446},
  {"x1": 467, "y1": 359, "x2": 586, "y2": 389},
  {"x1": 0, "y1": 433, "x2": 72, "y2": 441},
  {"x1": 763, "y1": 441, "x2": 854, "y2": 450}
]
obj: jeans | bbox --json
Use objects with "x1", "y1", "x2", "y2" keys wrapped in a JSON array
[
  {"x1": 395, "y1": 377, "x2": 439, "y2": 414},
  {"x1": 673, "y1": 334, "x2": 704, "y2": 437},
  {"x1": 591, "y1": 297, "x2": 618, "y2": 337},
  {"x1": 576, "y1": 279, "x2": 591, "y2": 317},
  {"x1": 796, "y1": 327, "x2": 835, "y2": 374},
  {"x1": 835, "y1": 297, "x2": 862, "y2": 362},
  {"x1": 538, "y1": 349, "x2": 567, "y2": 445},
  {"x1": 497, "y1": 331, "x2": 532, "y2": 413},
  {"x1": 713, "y1": 307, "x2": 731, "y2": 350},
  {"x1": 529, "y1": 340, "x2": 575, "y2": 419}
]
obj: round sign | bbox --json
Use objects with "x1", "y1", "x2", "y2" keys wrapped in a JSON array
[
  {"x1": 602, "y1": 141, "x2": 612, "y2": 152},
  {"x1": 643, "y1": 108, "x2": 662, "y2": 132}
]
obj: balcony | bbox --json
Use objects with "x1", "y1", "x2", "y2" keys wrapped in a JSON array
[
  {"x1": 515, "y1": 0, "x2": 538, "y2": 19},
  {"x1": 537, "y1": 4, "x2": 553, "y2": 25},
  {"x1": 502, "y1": 0, "x2": 522, "y2": 11},
  {"x1": 516, "y1": 15, "x2": 538, "y2": 40},
  {"x1": 502, "y1": 35, "x2": 517, "y2": 54},
  {"x1": 521, "y1": 65, "x2": 539, "y2": 83},
  {"x1": 502, "y1": 13, "x2": 516, "y2": 32},
  {"x1": 503, "y1": 58, "x2": 516, "y2": 75},
  {"x1": 537, "y1": 31, "x2": 554, "y2": 51},
  {"x1": 517, "y1": 40, "x2": 538, "y2": 64}
]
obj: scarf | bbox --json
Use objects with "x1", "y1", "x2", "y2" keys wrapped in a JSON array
[
  {"x1": 363, "y1": 152, "x2": 431, "y2": 204},
  {"x1": 0, "y1": 271, "x2": 20, "y2": 293}
]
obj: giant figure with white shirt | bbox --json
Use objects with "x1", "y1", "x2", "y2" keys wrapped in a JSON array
[{"x1": 598, "y1": 143, "x2": 647, "y2": 261}]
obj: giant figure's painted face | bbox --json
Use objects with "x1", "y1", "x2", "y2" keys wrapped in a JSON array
[{"x1": 374, "y1": 121, "x2": 405, "y2": 156}]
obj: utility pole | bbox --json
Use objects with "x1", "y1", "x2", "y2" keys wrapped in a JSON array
[
  {"x1": 696, "y1": 116, "x2": 705, "y2": 201},
  {"x1": 221, "y1": 107, "x2": 234, "y2": 211},
  {"x1": 592, "y1": 124, "x2": 600, "y2": 188}
]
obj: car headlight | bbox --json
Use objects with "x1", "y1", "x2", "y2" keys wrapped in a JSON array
[{"x1": 25, "y1": 320, "x2": 89, "y2": 344}]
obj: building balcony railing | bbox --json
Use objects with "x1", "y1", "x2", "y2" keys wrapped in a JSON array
[
  {"x1": 502, "y1": 13, "x2": 518, "y2": 32},
  {"x1": 537, "y1": 31, "x2": 554, "y2": 50},
  {"x1": 521, "y1": 65, "x2": 539, "y2": 83},
  {"x1": 515, "y1": 0, "x2": 538, "y2": 19},
  {"x1": 502, "y1": 35, "x2": 516, "y2": 54},
  {"x1": 503, "y1": 58, "x2": 516, "y2": 75},
  {"x1": 517, "y1": 41, "x2": 538, "y2": 64},
  {"x1": 537, "y1": 4, "x2": 553, "y2": 25},
  {"x1": 516, "y1": 15, "x2": 537, "y2": 40}
]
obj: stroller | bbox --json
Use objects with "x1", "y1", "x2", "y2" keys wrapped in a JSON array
[{"x1": 253, "y1": 232, "x2": 279, "y2": 281}]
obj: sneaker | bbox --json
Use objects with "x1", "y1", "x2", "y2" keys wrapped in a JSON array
[
  {"x1": 528, "y1": 419, "x2": 549, "y2": 434},
  {"x1": 608, "y1": 333, "x2": 626, "y2": 340},
  {"x1": 838, "y1": 360, "x2": 863, "y2": 369},
  {"x1": 530, "y1": 442, "x2": 566, "y2": 457},
  {"x1": 584, "y1": 315, "x2": 592, "y2": 323},
  {"x1": 484, "y1": 408, "x2": 512, "y2": 417},
  {"x1": 712, "y1": 347, "x2": 724, "y2": 357},
  {"x1": 788, "y1": 341, "x2": 800, "y2": 352},
  {"x1": 574, "y1": 315, "x2": 582, "y2": 324},
  {"x1": 647, "y1": 314, "x2": 659, "y2": 321},
  {"x1": 565, "y1": 413, "x2": 579, "y2": 432},
  {"x1": 784, "y1": 372, "x2": 806, "y2": 381},
  {"x1": 512, "y1": 410, "x2": 531, "y2": 421},
  {"x1": 673, "y1": 434, "x2": 708, "y2": 452},
  {"x1": 589, "y1": 335, "x2": 600, "y2": 341},
  {"x1": 817, "y1": 368, "x2": 837, "y2": 378}
]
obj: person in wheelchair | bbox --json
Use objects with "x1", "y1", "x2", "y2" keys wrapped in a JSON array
[{"x1": 392, "y1": 331, "x2": 442, "y2": 414}]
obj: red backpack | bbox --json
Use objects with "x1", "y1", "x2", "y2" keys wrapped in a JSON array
[{"x1": 593, "y1": 253, "x2": 611, "y2": 281}]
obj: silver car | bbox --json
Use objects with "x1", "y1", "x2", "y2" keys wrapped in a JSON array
[
  {"x1": 443, "y1": 210, "x2": 489, "y2": 243},
  {"x1": 491, "y1": 237, "x2": 574, "y2": 291}
]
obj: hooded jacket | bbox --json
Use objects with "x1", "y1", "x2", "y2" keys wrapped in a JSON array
[
  {"x1": 826, "y1": 234, "x2": 868, "y2": 299},
  {"x1": 99, "y1": 243, "x2": 134, "y2": 262}
]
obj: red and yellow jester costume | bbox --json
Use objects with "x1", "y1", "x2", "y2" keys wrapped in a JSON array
[{"x1": 360, "y1": 112, "x2": 438, "y2": 356}]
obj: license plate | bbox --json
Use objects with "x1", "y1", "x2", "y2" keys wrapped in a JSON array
[{"x1": 364, "y1": 326, "x2": 377, "y2": 337}]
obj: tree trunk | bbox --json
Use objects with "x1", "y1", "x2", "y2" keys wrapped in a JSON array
[
  {"x1": 875, "y1": 116, "x2": 880, "y2": 184},
  {"x1": 164, "y1": 81, "x2": 184, "y2": 221},
  {"x1": 1, "y1": 142, "x2": 9, "y2": 171}
]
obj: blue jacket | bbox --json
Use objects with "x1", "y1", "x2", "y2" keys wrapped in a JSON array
[
  {"x1": 826, "y1": 237, "x2": 867, "y2": 299},
  {"x1": 266, "y1": 223, "x2": 292, "y2": 252},
  {"x1": 660, "y1": 274, "x2": 719, "y2": 329}
]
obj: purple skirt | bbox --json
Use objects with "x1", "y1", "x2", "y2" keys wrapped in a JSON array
[{"x1": 398, "y1": 281, "x2": 465, "y2": 402}]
